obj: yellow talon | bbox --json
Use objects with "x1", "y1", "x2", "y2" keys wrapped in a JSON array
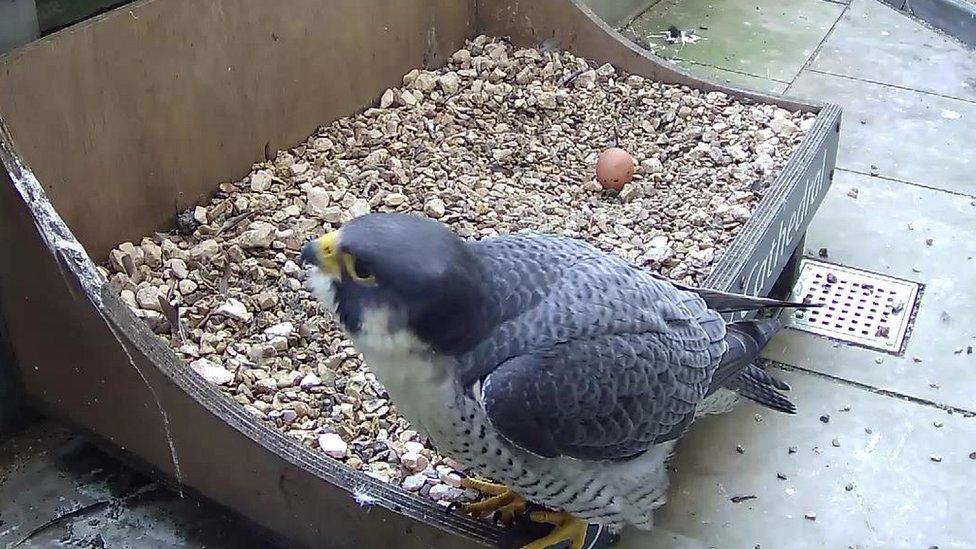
[
  {"x1": 455, "y1": 477, "x2": 527, "y2": 525},
  {"x1": 497, "y1": 498, "x2": 528, "y2": 524},
  {"x1": 460, "y1": 476, "x2": 510, "y2": 495},
  {"x1": 520, "y1": 511, "x2": 588, "y2": 549}
]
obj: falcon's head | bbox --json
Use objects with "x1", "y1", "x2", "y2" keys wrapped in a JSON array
[{"x1": 300, "y1": 214, "x2": 486, "y2": 355}]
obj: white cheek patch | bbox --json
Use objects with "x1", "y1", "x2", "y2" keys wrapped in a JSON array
[
  {"x1": 357, "y1": 308, "x2": 428, "y2": 357},
  {"x1": 306, "y1": 268, "x2": 338, "y2": 314}
]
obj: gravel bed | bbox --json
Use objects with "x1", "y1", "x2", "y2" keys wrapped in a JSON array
[{"x1": 101, "y1": 36, "x2": 814, "y2": 508}]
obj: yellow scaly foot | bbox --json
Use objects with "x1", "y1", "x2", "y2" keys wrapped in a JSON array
[
  {"x1": 520, "y1": 511, "x2": 588, "y2": 549},
  {"x1": 456, "y1": 477, "x2": 528, "y2": 525}
]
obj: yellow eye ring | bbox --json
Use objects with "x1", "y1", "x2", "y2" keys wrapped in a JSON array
[{"x1": 342, "y1": 253, "x2": 376, "y2": 284}]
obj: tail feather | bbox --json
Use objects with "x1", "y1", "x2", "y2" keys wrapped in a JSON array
[
  {"x1": 670, "y1": 280, "x2": 818, "y2": 313},
  {"x1": 729, "y1": 365, "x2": 796, "y2": 414},
  {"x1": 706, "y1": 318, "x2": 797, "y2": 414}
]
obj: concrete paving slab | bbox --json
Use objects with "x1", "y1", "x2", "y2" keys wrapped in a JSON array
[
  {"x1": 675, "y1": 61, "x2": 790, "y2": 94},
  {"x1": 789, "y1": 71, "x2": 976, "y2": 195},
  {"x1": 0, "y1": 421, "x2": 273, "y2": 548},
  {"x1": 618, "y1": 369, "x2": 976, "y2": 549},
  {"x1": 811, "y1": 0, "x2": 976, "y2": 101},
  {"x1": 763, "y1": 170, "x2": 976, "y2": 410},
  {"x1": 628, "y1": 0, "x2": 844, "y2": 81}
]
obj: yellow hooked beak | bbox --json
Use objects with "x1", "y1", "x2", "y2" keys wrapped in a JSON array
[{"x1": 300, "y1": 230, "x2": 342, "y2": 277}]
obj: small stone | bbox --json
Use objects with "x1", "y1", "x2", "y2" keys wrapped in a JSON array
[
  {"x1": 318, "y1": 433, "x2": 348, "y2": 459},
  {"x1": 847, "y1": 188, "x2": 859, "y2": 199},
  {"x1": 969, "y1": 452, "x2": 976, "y2": 460},
  {"x1": 953, "y1": 347, "x2": 964, "y2": 354},
  {"x1": 735, "y1": 445, "x2": 745, "y2": 454},
  {"x1": 289, "y1": 162, "x2": 309, "y2": 177},
  {"x1": 818, "y1": 247, "x2": 828, "y2": 258},
  {"x1": 276, "y1": 409, "x2": 297, "y2": 424},
  {"x1": 250, "y1": 170, "x2": 273, "y2": 192},
  {"x1": 575, "y1": 70, "x2": 597, "y2": 88},
  {"x1": 398, "y1": 430, "x2": 419, "y2": 443},
  {"x1": 254, "y1": 292, "x2": 277, "y2": 310},
  {"x1": 819, "y1": 415, "x2": 830, "y2": 424},
  {"x1": 190, "y1": 239, "x2": 219, "y2": 260},
  {"x1": 840, "y1": 405, "x2": 851, "y2": 412},
  {"x1": 776, "y1": 472, "x2": 788, "y2": 480},
  {"x1": 402, "y1": 474, "x2": 427, "y2": 492},
  {"x1": 642, "y1": 157, "x2": 664, "y2": 174},
  {"x1": 348, "y1": 199, "x2": 370, "y2": 219},
  {"x1": 804, "y1": 513, "x2": 816, "y2": 521},
  {"x1": 788, "y1": 446, "x2": 798, "y2": 455},
  {"x1": 399, "y1": 90, "x2": 417, "y2": 107},
  {"x1": 582, "y1": 179, "x2": 603, "y2": 192},
  {"x1": 141, "y1": 239, "x2": 162, "y2": 268},
  {"x1": 438, "y1": 72, "x2": 461, "y2": 95},
  {"x1": 933, "y1": 420, "x2": 944, "y2": 428},
  {"x1": 404, "y1": 441, "x2": 425, "y2": 455},
  {"x1": 729, "y1": 205, "x2": 751, "y2": 222},
  {"x1": 438, "y1": 470, "x2": 463, "y2": 488},
  {"x1": 925, "y1": 238, "x2": 933, "y2": 246},
  {"x1": 875, "y1": 356, "x2": 884, "y2": 364},
  {"x1": 178, "y1": 279, "x2": 198, "y2": 294},
  {"x1": 424, "y1": 198, "x2": 446, "y2": 219},
  {"x1": 168, "y1": 258, "x2": 189, "y2": 279},
  {"x1": 619, "y1": 183, "x2": 642, "y2": 202},
  {"x1": 913, "y1": 356, "x2": 923, "y2": 363},
  {"x1": 536, "y1": 91, "x2": 558, "y2": 110},
  {"x1": 277, "y1": 370, "x2": 302, "y2": 388},
  {"x1": 400, "y1": 452, "x2": 429, "y2": 472},
  {"x1": 120, "y1": 289, "x2": 138, "y2": 309},
  {"x1": 238, "y1": 221, "x2": 276, "y2": 249},
  {"x1": 136, "y1": 286, "x2": 164, "y2": 312},
  {"x1": 428, "y1": 484, "x2": 465, "y2": 502},
  {"x1": 826, "y1": 273, "x2": 837, "y2": 284},
  {"x1": 929, "y1": 453, "x2": 942, "y2": 463},
  {"x1": 215, "y1": 298, "x2": 252, "y2": 322},
  {"x1": 299, "y1": 373, "x2": 323, "y2": 389},
  {"x1": 845, "y1": 482, "x2": 854, "y2": 492},
  {"x1": 769, "y1": 117, "x2": 799, "y2": 136},
  {"x1": 383, "y1": 193, "x2": 408, "y2": 207},
  {"x1": 254, "y1": 378, "x2": 278, "y2": 394},
  {"x1": 306, "y1": 187, "x2": 332, "y2": 217},
  {"x1": 190, "y1": 358, "x2": 234, "y2": 385},
  {"x1": 413, "y1": 71, "x2": 438, "y2": 92},
  {"x1": 451, "y1": 48, "x2": 471, "y2": 65},
  {"x1": 193, "y1": 206, "x2": 208, "y2": 225},
  {"x1": 677, "y1": 105, "x2": 693, "y2": 118},
  {"x1": 264, "y1": 322, "x2": 295, "y2": 338},
  {"x1": 380, "y1": 89, "x2": 395, "y2": 109},
  {"x1": 831, "y1": 438, "x2": 841, "y2": 448},
  {"x1": 109, "y1": 248, "x2": 131, "y2": 273}
]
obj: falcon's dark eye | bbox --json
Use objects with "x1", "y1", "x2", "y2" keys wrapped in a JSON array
[{"x1": 342, "y1": 253, "x2": 376, "y2": 283}]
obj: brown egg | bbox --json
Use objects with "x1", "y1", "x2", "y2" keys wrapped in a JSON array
[{"x1": 595, "y1": 147, "x2": 634, "y2": 191}]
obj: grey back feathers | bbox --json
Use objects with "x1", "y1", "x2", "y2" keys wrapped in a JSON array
[{"x1": 456, "y1": 234, "x2": 791, "y2": 461}]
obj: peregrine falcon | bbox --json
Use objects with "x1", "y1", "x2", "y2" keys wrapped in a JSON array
[{"x1": 300, "y1": 213, "x2": 811, "y2": 549}]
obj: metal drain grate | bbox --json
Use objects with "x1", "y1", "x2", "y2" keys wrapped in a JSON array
[{"x1": 783, "y1": 259, "x2": 921, "y2": 353}]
